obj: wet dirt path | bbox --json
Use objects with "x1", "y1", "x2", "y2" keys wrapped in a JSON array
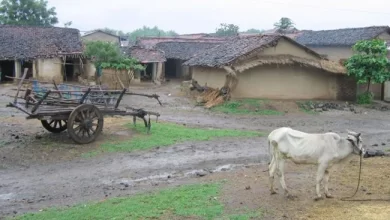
[{"x1": 1, "y1": 82, "x2": 390, "y2": 218}]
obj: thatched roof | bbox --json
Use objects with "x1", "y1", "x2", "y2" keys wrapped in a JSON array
[
  {"x1": 183, "y1": 34, "x2": 322, "y2": 67},
  {"x1": 155, "y1": 41, "x2": 221, "y2": 60},
  {"x1": 234, "y1": 55, "x2": 346, "y2": 75},
  {"x1": 295, "y1": 26, "x2": 390, "y2": 47},
  {"x1": 124, "y1": 46, "x2": 166, "y2": 63},
  {"x1": 0, "y1": 25, "x2": 83, "y2": 60},
  {"x1": 136, "y1": 37, "x2": 227, "y2": 49}
]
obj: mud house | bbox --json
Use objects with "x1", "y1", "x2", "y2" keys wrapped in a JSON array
[
  {"x1": 184, "y1": 34, "x2": 355, "y2": 101},
  {"x1": 0, "y1": 25, "x2": 84, "y2": 83},
  {"x1": 82, "y1": 30, "x2": 121, "y2": 45},
  {"x1": 295, "y1": 26, "x2": 390, "y2": 61},
  {"x1": 155, "y1": 41, "x2": 221, "y2": 80},
  {"x1": 131, "y1": 36, "x2": 226, "y2": 81},
  {"x1": 295, "y1": 26, "x2": 390, "y2": 100},
  {"x1": 123, "y1": 46, "x2": 166, "y2": 83}
]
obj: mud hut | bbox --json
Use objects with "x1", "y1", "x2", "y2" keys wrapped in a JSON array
[
  {"x1": 184, "y1": 34, "x2": 356, "y2": 101},
  {"x1": 0, "y1": 25, "x2": 84, "y2": 83},
  {"x1": 124, "y1": 46, "x2": 166, "y2": 83},
  {"x1": 155, "y1": 41, "x2": 221, "y2": 80}
]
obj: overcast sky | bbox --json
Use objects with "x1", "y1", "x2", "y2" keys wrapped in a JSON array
[{"x1": 48, "y1": 0, "x2": 390, "y2": 34}]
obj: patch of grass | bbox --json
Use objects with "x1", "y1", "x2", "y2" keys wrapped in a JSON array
[
  {"x1": 227, "y1": 211, "x2": 263, "y2": 220},
  {"x1": 211, "y1": 99, "x2": 283, "y2": 115},
  {"x1": 356, "y1": 91, "x2": 374, "y2": 104},
  {"x1": 296, "y1": 101, "x2": 318, "y2": 115},
  {"x1": 0, "y1": 140, "x2": 7, "y2": 148},
  {"x1": 101, "y1": 122, "x2": 261, "y2": 152},
  {"x1": 11, "y1": 183, "x2": 225, "y2": 220},
  {"x1": 80, "y1": 151, "x2": 101, "y2": 158}
]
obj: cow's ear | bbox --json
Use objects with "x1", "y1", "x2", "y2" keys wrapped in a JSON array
[{"x1": 357, "y1": 133, "x2": 361, "y2": 137}]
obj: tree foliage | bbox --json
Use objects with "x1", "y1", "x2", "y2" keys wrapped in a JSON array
[
  {"x1": 64, "y1": 21, "x2": 72, "y2": 28},
  {"x1": 243, "y1": 28, "x2": 264, "y2": 34},
  {"x1": 215, "y1": 23, "x2": 239, "y2": 36},
  {"x1": 83, "y1": 41, "x2": 144, "y2": 71},
  {"x1": 0, "y1": 0, "x2": 58, "y2": 26},
  {"x1": 345, "y1": 39, "x2": 390, "y2": 103},
  {"x1": 273, "y1": 17, "x2": 295, "y2": 32},
  {"x1": 128, "y1": 26, "x2": 178, "y2": 41},
  {"x1": 345, "y1": 39, "x2": 390, "y2": 88},
  {"x1": 93, "y1": 26, "x2": 178, "y2": 41}
]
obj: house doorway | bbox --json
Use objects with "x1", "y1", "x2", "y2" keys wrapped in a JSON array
[
  {"x1": 165, "y1": 58, "x2": 186, "y2": 80},
  {"x1": 21, "y1": 61, "x2": 33, "y2": 79},
  {"x1": 64, "y1": 58, "x2": 80, "y2": 82},
  {"x1": 141, "y1": 63, "x2": 153, "y2": 81},
  {"x1": 165, "y1": 59, "x2": 177, "y2": 79},
  {"x1": 0, "y1": 60, "x2": 15, "y2": 82},
  {"x1": 140, "y1": 63, "x2": 157, "y2": 82}
]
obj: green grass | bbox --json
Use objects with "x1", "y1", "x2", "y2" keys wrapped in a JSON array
[
  {"x1": 0, "y1": 139, "x2": 8, "y2": 148},
  {"x1": 80, "y1": 151, "x2": 101, "y2": 158},
  {"x1": 226, "y1": 211, "x2": 263, "y2": 220},
  {"x1": 296, "y1": 101, "x2": 318, "y2": 115},
  {"x1": 11, "y1": 183, "x2": 223, "y2": 220},
  {"x1": 12, "y1": 183, "x2": 263, "y2": 220},
  {"x1": 101, "y1": 122, "x2": 262, "y2": 152},
  {"x1": 211, "y1": 99, "x2": 283, "y2": 115}
]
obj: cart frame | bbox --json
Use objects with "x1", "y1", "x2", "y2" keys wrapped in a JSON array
[{"x1": 6, "y1": 69, "x2": 161, "y2": 144}]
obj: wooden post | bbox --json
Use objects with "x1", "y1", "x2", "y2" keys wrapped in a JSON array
[{"x1": 14, "y1": 68, "x2": 28, "y2": 103}]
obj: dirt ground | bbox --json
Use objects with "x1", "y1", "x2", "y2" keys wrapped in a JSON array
[{"x1": 1, "y1": 80, "x2": 390, "y2": 219}]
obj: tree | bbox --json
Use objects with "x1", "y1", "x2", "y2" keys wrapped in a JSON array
[
  {"x1": 273, "y1": 17, "x2": 295, "y2": 32},
  {"x1": 128, "y1": 26, "x2": 178, "y2": 41},
  {"x1": 345, "y1": 39, "x2": 390, "y2": 103},
  {"x1": 215, "y1": 23, "x2": 239, "y2": 36},
  {"x1": 0, "y1": 0, "x2": 58, "y2": 26},
  {"x1": 83, "y1": 41, "x2": 144, "y2": 71},
  {"x1": 93, "y1": 26, "x2": 178, "y2": 41},
  {"x1": 243, "y1": 28, "x2": 264, "y2": 34},
  {"x1": 64, "y1": 21, "x2": 72, "y2": 28}
]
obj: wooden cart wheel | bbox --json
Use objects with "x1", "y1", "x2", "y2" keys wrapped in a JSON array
[
  {"x1": 41, "y1": 120, "x2": 68, "y2": 133},
  {"x1": 67, "y1": 104, "x2": 104, "y2": 144}
]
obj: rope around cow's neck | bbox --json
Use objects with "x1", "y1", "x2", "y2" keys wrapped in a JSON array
[{"x1": 340, "y1": 154, "x2": 362, "y2": 201}]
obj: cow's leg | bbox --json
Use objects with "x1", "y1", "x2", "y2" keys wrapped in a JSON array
[
  {"x1": 277, "y1": 159, "x2": 294, "y2": 199},
  {"x1": 324, "y1": 170, "x2": 333, "y2": 198},
  {"x1": 314, "y1": 163, "x2": 328, "y2": 201},
  {"x1": 268, "y1": 157, "x2": 277, "y2": 195}
]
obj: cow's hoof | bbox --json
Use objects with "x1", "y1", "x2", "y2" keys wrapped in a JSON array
[
  {"x1": 325, "y1": 194, "x2": 333, "y2": 198},
  {"x1": 314, "y1": 196, "x2": 323, "y2": 201}
]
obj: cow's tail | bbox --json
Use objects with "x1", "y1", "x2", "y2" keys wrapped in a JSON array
[
  {"x1": 267, "y1": 139, "x2": 273, "y2": 165},
  {"x1": 263, "y1": 138, "x2": 276, "y2": 172}
]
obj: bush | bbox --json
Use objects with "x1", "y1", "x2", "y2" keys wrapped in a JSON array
[{"x1": 356, "y1": 91, "x2": 374, "y2": 104}]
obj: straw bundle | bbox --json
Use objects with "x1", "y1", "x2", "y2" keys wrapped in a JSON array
[{"x1": 204, "y1": 96, "x2": 225, "y2": 108}]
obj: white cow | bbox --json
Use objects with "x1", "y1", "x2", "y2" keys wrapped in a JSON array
[{"x1": 267, "y1": 127, "x2": 365, "y2": 200}]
